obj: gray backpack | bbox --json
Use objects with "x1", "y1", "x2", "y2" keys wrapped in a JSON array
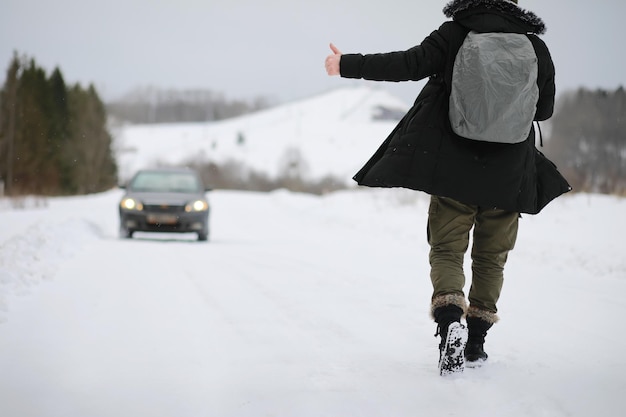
[{"x1": 449, "y1": 31, "x2": 539, "y2": 144}]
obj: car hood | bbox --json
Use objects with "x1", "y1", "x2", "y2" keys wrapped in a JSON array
[{"x1": 124, "y1": 191, "x2": 205, "y2": 206}]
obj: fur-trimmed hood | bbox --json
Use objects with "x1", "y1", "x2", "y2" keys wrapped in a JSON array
[{"x1": 443, "y1": 0, "x2": 546, "y2": 34}]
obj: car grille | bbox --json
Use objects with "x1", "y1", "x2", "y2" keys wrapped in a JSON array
[{"x1": 143, "y1": 204, "x2": 185, "y2": 213}]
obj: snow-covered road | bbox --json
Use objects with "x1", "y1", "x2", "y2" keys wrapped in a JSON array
[{"x1": 1, "y1": 189, "x2": 625, "y2": 417}]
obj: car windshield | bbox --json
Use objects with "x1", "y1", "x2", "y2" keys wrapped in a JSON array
[{"x1": 129, "y1": 171, "x2": 202, "y2": 193}]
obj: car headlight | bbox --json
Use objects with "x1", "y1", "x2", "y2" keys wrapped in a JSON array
[
  {"x1": 185, "y1": 199, "x2": 209, "y2": 212},
  {"x1": 120, "y1": 198, "x2": 143, "y2": 211}
]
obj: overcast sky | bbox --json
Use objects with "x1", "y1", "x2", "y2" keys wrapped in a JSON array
[{"x1": 1, "y1": 0, "x2": 624, "y2": 105}]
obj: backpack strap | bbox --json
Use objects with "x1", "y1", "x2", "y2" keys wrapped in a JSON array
[{"x1": 534, "y1": 121, "x2": 544, "y2": 147}]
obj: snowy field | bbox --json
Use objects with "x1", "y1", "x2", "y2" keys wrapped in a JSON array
[
  {"x1": 1, "y1": 86, "x2": 625, "y2": 416},
  {"x1": 0, "y1": 188, "x2": 625, "y2": 417}
]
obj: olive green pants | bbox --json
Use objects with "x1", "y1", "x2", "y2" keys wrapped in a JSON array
[{"x1": 427, "y1": 195, "x2": 519, "y2": 313}]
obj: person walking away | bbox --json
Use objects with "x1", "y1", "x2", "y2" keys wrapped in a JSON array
[{"x1": 325, "y1": 0, "x2": 571, "y2": 375}]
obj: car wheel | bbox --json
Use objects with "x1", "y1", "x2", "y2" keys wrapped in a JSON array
[
  {"x1": 120, "y1": 225, "x2": 134, "y2": 239},
  {"x1": 197, "y1": 232, "x2": 208, "y2": 242}
]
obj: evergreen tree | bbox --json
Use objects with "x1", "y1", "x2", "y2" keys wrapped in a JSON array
[
  {"x1": 67, "y1": 84, "x2": 117, "y2": 193},
  {"x1": 48, "y1": 67, "x2": 74, "y2": 193},
  {"x1": 13, "y1": 59, "x2": 59, "y2": 194},
  {"x1": 0, "y1": 53, "x2": 20, "y2": 196}
]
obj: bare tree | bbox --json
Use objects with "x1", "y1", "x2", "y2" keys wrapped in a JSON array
[{"x1": 546, "y1": 87, "x2": 626, "y2": 195}]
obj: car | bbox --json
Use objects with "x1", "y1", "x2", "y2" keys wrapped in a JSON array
[{"x1": 119, "y1": 167, "x2": 211, "y2": 241}]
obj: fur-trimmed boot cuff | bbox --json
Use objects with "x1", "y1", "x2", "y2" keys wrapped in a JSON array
[
  {"x1": 430, "y1": 293, "x2": 467, "y2": 321},
  {"x1": 466, "y1": 305, "x2": 499, "y2": 324}
]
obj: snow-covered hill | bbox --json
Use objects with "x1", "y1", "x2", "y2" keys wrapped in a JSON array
[{"x1": 115, "y1": 86, "x2": 409, "y2": 183}]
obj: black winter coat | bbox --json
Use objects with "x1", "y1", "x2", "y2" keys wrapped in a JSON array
[{"x1": 342, "y1": 0, "x2": 571, "y2": 214}]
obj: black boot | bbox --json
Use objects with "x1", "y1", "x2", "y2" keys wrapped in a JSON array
[
  {"x1": 434, "y1": 304, "x2": 464, "y2": 349},
  {"x1": 433, "y1": 304, "x2": 467, "y2": 375},
  {"x1": 465, "y1": 316, "x2": 493, "y2": 366}
]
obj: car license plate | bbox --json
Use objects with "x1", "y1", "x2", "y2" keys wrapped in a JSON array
[{"x1": 147, "y1": 214, "x2": 178, "y2": 225}]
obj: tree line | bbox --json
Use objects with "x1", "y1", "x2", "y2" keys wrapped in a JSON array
[
  {"x1": 0, "y1": 53, "x2": 117, "y2": 196},
  {"x1": 106, "y1": 87, "x2": 271, "y2": 124},
  {"x1": 545, "y1": 87, "x2": 626, "y2": 195}
]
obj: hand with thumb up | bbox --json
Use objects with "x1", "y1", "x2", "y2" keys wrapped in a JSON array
[{"x1": 325, "y1": 43, "x2": 342, "y2": 76}]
